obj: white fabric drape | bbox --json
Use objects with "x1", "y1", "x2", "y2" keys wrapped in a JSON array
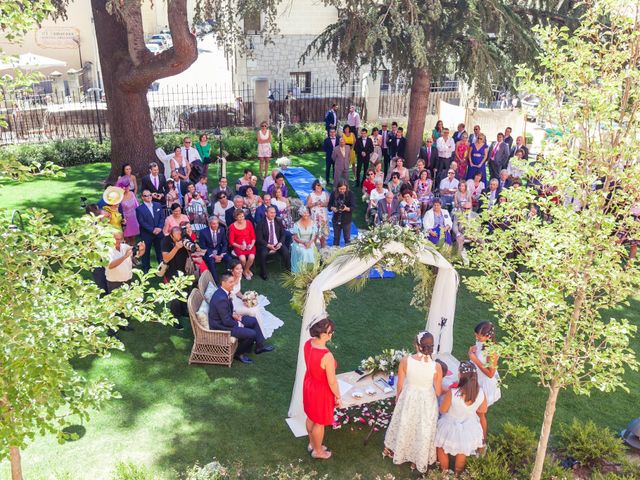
[{"x1": 288, "y1": 241, "x2": 459, "y2": 418}]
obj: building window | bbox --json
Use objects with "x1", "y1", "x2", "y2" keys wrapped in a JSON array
[
  {"x1": 290, "y1": 72, "x2": 311, "y2": 94},
  {"x1": 380, "y1": 70, "x2": 390, "y2": 92},
  {"x1": 244, "y1": 12, "x2": 261, "y2": 33}
]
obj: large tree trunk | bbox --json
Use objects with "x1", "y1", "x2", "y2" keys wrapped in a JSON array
[
  {"x1": 91, "y1": 0, "x2": 197, "y2": 181},
  {"x1": 405, "y1": 68, "x2": 431, "y2": 168},
  {"x1": 10, "y1": 446, "x2": 22, "y2": 480},
  {"x1": 530, "y1": 381, "x2": 561, "y2": 480}
]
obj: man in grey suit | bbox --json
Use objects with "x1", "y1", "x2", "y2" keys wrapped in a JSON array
[
  {"x1": 487, "y1": 132, "x2": 510, "y2": 181},
  {"x1": 332, "y1": 136, "x2": 351, "y2": 185},
  {"x1": 376, "y1": 191, "x2": 400, "y2": 224}
]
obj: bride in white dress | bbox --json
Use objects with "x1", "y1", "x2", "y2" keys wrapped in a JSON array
[
  {"x1": 229, "y1": 260, "x2": 283, "y2": 339},
  {"x1": 383, "y1": 332, "x2": 443, "y2": 473}
]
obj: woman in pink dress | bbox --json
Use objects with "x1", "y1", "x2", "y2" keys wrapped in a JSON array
[
  {"x1": 116, "y1": 177, "x2": 140, "y2": 245},
  {"x1": 455, "y1": 134, "x2": 470, "y2": 180}
]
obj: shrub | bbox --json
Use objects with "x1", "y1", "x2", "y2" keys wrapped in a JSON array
[
  {"x1": 111, "y1": 462, "x2": 154, "y2": 480},
  {"x1": 589, "y1": 473, "x2": 638, "y2": 480},
  {"x1": 182, "y1": 461, "x2": 229, "y2": 480},
  {"x1": 465, "y1": 450, "x2": 512, "y2": 480},
  {"x1": 518, "y1": 458, "x2": 571, "y2": 480},
  {"x1": 557, "y1": 419, "x2": 626, "y2": 469},
  {"x1": 490, "y1": 422, "x2": 537, "y2": 470}
]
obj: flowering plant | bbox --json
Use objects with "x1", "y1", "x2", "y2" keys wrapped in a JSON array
[
  {"x1": 275, "y1": 156, "x2": 291, "y2": 169},
  {"x1": 242, "y1": 290, "x2": 258, "y2": 308},
  {"x1": 333, "y1": 399, "x2": 394, "y2": 431},
  {"x1": 359, "y1": 348, "x2": 409, "y2": 374}
]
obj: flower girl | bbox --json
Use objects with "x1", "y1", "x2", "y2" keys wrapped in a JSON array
[
  {"x1": 435, "y1": 361, "x2": 488, "y2": 474},
  {"x1": 383, "y1": 332, "x2": 443, "y2": 472}
]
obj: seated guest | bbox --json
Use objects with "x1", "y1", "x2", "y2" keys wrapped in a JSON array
[
  {"x1": 388, "y1": 172, "x2": 404, "y2": 198},
  {"x1": 414, "y1": 169, "x2": 434, "y2": 213},
  {"x1": 362, "y1": 169, "x2": 376, "y2": 195},
  {"x1": 255, "y1": 206, "x2": 291, "y2": 280},
  {"x1": 211, "y1": 176, "x2": 233, "y2": 203},
  {"x1": 183, "y1": 222, "x2": 207, "y2": 273},
  {"x1": 454, "y1": 181, "x2": 473, "y2": 212},
  {"x1": 170, "y1": 145, "x2": 191, "y2": 182},
  {"x1": 236, "y1": 168, "x2": 253, "y2": 194},
  {"x1": 163, "y1": 203, "x2": 190, "y2": 236},
  {"x1": 399, "y1": 190, "x2": 423, "y2": 230},
  {"x1": 225, "y1": 195, "x2": 253, "y2": 227},
  {"x1": 291, "y1": 207, "x2": 318, "y2": 273},
  {"x1": 367, "y1": 180, "x2": 387, "y2": 225},
  {"x1": 254, "y1": 193, "x2": 280, "y2": 225},
  {"x1": 195, "y1": 176, "x2": 209, "y2": 206},
  {"x1": 376, "y1": 190, "x2": 400, "y2": 225},
  {"x1": 423, "y1": 199, "x2": 453, "y2": 245},
  {"x1": 170, "y1": 169, "x2": 190, "y2": 197},
  {"x1": 467, "y1": 172, "x2": 486, "y2": 212},
  {"x1": 452, "y1": 202, "x2": 479, "y2": 260},
  {"x1": 198, "y1": 215, "x2": 231, "y2": 283},
  {"x1": 372, "y1": 161, "x2": 385, "y2": 185},
  {"x1": 213, "y1": 193, "x2": 233, "y2": 226},
  {"x1": 228, "y1": 209, "x2": 256, "y2": 279},
  {"x1": 161, "y1": 226, "x2": 195, "y2": 330},
  {"x1": 272, "y1": 187, "x2": 293, "y2": 229},
  {"x1": 409, "y1": 158, "x2": 427, "y2": 184},
  {"x1": 184, "y1": 183, "x2": 197, "y2": 207},
  {"x1": 485, "y1": 178, "x2": 500, "y2": 210},
  {"x1": 208, "y1": 271, "x2": 274, "y2": 364},
  {"x1": 140, "y1": 162, "x2": 166, "y2": 204},
  {"x1": 439, "y1": 168, "x2": 459, "y2": 209},
  {"x1": 244, "y1": 186, "x2": 262, "y2": 217},
  {"x1": 497, "y1": 169, "x2": 512, "y2": 193},
  {"x1": 267, "y1": 173, "x2": 288, "y2": 198},
  {"x1": 135, "y1": 190, "x2": 165, "y2": 273},
  {"x1": 165, "y1": 179, "x2": 181, "y2": 208},
  {"x1": 386, "y1": 157, "x2": 410, "y2": 184},
  {"x1": 262, "y1": 168, "x2": 280, "y2": 193}
]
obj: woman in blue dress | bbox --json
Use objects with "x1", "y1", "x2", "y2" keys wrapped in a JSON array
[
  {"x1": 291, "y1": 207, "x2": 319, "y2": 273},
  {"x1": 466, "y1": 133, "x2": 488, "y2": 183}
]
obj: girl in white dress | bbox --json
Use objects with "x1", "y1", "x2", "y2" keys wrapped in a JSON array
[
  {"x1": 383, "y1": 332, "x2": 443, "y2": 473},
  {"x1": 435, "y1": 361, "x2": 488, "y2": 474},
  {"x1": 469, "y1": 321, "x2": 501, "y2": 440},
  {"x1": 229, "y1": 260, "x2": 283, "y2": 339}
]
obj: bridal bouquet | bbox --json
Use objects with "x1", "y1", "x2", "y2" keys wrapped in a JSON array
[
  {"x1": 359, "y1": 348, "x2": 409, "y2": 374},
  {"x1": 242, "y1": 291, "x2": 258, "y2": 308}
]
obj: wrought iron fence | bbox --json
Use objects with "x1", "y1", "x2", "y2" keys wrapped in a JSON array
[{"x1": 378, "y1": 81, "x2": 462, "y2": 119}]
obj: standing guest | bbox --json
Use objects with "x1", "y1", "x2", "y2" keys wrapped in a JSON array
[
  {"x1": 262, "y1": 168, "x2": 280, "y2": 194},
  {"x1": 409, "y1": 158, "x2": 427, "y2": 184},
  {"x1": 332, "y1": 136, "x2": 350, "y2": 185},
  {"x1": 170, "y1": 146, "x2": 191, "y2": 182},
  {"x1": 291, "y1": 207, "x2": 318, "y2": 272},
  {"x1": 195, "y1": 134, "x2": 211, "y2": 177},
  {"x1": 388, "y1": 172, "x2": 404, "y2": 198},
  {"x1": 414, "y1": 169, "x2": 434, "y2": 213},
  {"x1": 255, "y1": 206, "x2": 291, "y2": 280},
  {"x1": 323, "y1": 128, "x2": 339, "y2": 185},
  {"x1": 399, "y1": 191, "x2": 423, "y2": 230},
  {"x1": 195, "y1": 176, "x2": 209, "y2": 206},
  {"x1": 488, "y1": 133, "x2": 510, "y2": 181},
  {"x1": 383, "y1": 332, "x2": 442, "y2": 473},
  {"x1": 354, "y1": 128, "x2": 374, "y2": 187},
  {"x1": 303, "y1": 318, "x2": 340, "y2": 460},
  {"x1": 380, "y1": 122, "x2": 392, "y2": 176},
  {"x1": 467, "y1": 172, "x2": 486, "y2": 212},
  {"x1": 376, "y1": 190, "x2": 400, "y2": 224},
  {"x1": 469, "y1": 321, "x2": 501, "y2": 440},
  {"x1": 347, "y1": 105, "x2": 361, "y2": 131},
  {"x1": 228, "y1": 209, "x2": 256, "y2": 279},
  {"x1": 102, "y1": 186, "x2": 124, "y2": 232},
  {"x1": 452, "y1": 123, "x2": 467, "y2": 143},
  {"x1": 161, "y1": 226, "x2": 194, "y2": 329},
  {"x1": 117, "y1": 177, "x2": 140, "y2": 244},
  {"x1": 466, "y1": 133, "x2": 488, "y2": 183},
  {"x1": 140, "y1": 162, "x2": 166, "y2": 204},
  {"x1": 342, "y1": 125, "x2": 357, "y2": 180},
  {"x1": 468, "y1": 125, "x2": 481, "y2": 145},
  {"x1": 455, "y1": 133, "x2": 470, "y2": 180},
  {"x1": 135, "y1": 190, "x2": 165, "y2": 272},
  {"x1": 208, "y1": 271, "x2": 273, "y2": 365},
  {"x1": 386, "y1": 157, "x2": 410, "y2": 184},
  {"x1": 368, "y1": 180, "x2": 387, "y2": 225},
  {"x1": 432, "y1": 119, "x2": 444, "y2": 141},
  {"x1": 435, "y1": 128, "x2": 456, "y2": 182},
  {"x1": 435, "y1": 361, "x2": 487, "y2": 475},
  {"x1": 163, "y1": 203, "x2": 190, "y2": 236},
  {"x1": 267, "y1": 173, "x2": 288, "y2": 198},
  {"x1": 181, "y1": 137, "x2": 203, "y2": 183},
  {"x1": 106, "y1": 231, "x2": 145, "y2": 293},
  {"x1": 423, "y1": 199, "x2": 453, "y2": 245},
  {"x1": 272, "y1": 187, "x2": 293, "y2": 229},
  {"x1": 328, "y1": 180, "x2": 355, "y2": 246},
  {"x1": 370, "y1": 126, "x2": 383, "y2": 162},
  {"x1": 225, "y1": 195, "x2": 253, "y2": 227},
  {"x1": 212, "y1": 193, "x2": 233, "y2": 226},
  {"x1": 306, "y1": 180, "x2": 330, "y2": 249},
  {"x1": 362, "y1": 169, "x2": 376, "y2": 195},
  {"x1": 117, "y1": 163, "x2": 138, "y2": 196},
  {"x1": 257, "y1": 121, "x2": 273, "y2": 179},
  {"x1": 438, "y1": 169, "x2": 459, "y2": 209},
  {"x1": 510, "y1": 135, "x2": 529, "y2": 160},
  {"x1": 165, "y1": 179, "x2": 181, "y2": 209},
  {"x1": 418, "y1": 139, "x2": 438, "y2": 176},
  {"x1": 389, "y1": 127, "x2": 407, "y2": 160},
  {"x1": 198, "y1": 215, "x2": 231, "y2": 283},
  {"x1": 503, "y1": 126, "x2": 514, "y2": 148},
  {"x1": 211, "y1": 176, "x2": 233, "y2": 202},
  {"x1": 324, "y1": 103, "x2": 338, "y2": 133}
]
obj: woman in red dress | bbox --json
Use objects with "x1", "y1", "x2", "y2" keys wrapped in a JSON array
[
  {"x1": 303, "y1": 318, "x2": 341, "y2": 460},
  {"x1": 228, "y1": 209, "x2": 256, "y2": 279}
]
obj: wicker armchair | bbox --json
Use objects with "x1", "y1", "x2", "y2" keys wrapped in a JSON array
[
  {"x1": 187, "y1": 289, "x2": 237, "y2": 366},
  {"x1": 198, "y1": 269, "x2": 215, "y2": 295}
]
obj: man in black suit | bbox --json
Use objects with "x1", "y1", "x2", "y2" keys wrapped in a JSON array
[
  {"x1": 323, "y1": 128, "x2": 339, "y2": 184},
  {"x1": 170, "y1": 169, "x2": 190, "y2": 197},
  {"x1": 379, "y1": 122, "x2": 392, "y2": 176},
  {"x1": 354, "y1": 127, "x2": 374, "y2": 187},
  {"x1": 376, "y1": 191, "x2": 400, "y2": 225},
  {"x1": 208, "y1": 271, "x2": 273, "y2": 364},
  {"x1": 255, "y1": 206, "x2": 291, "y2": 280},
  {"x1": 135, "y1": 190, "x2": 165, "y2": 272},
  {"x1": 418, "y1": 138, "x2": 439, "y2": 178},
  {"x1": 140, "y1": 162, "x2": 167, "y2": 204},
  {"x1": 324, "y1": 103, "x2": 338, "y2": 133},
  {"x1": 253, "y1": 194, "x2": 280, "y2": 225},
  {"x1": 389, "y1": 127, "x2": 407, "y2": 160},
  {"x1": 198, "y1": 216, "x2": 232, "y2": 284},
  {"x1": 225, "y1": 195, "x2": 253, "y2": 227}
]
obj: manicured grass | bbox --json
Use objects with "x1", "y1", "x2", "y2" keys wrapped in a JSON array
[{"x1": 1, "y1": 155, "x2": 639, "y2": 479}]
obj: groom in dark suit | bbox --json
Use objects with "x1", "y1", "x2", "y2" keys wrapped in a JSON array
[
  {"x1": 208, "y1": 272, "x2": 274, "y2": 364},
  {"x1": 135, "y1": 189, "x2": 165, "y2": 272}
]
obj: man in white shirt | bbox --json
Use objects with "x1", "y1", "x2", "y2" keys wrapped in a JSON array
[
  {"x1": 347, "y1": 105, "x2": 361, "y2": 131},
  {"x1": 435, "y1": 128, "x2": 456, "y2": 182},
  {"x1": 106, "y1": 231, "x2": 145, "y2": 293},
  {"x1": 181, "y1": 137, "x2": 201, "y2": 164},
  {"x1": 438, "y1": 168, "x2": 459, "y2": 208}
]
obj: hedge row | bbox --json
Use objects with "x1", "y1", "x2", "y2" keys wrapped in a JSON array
[{"x1": 4, "y1": 123, "x2": 328, "y2": 168}]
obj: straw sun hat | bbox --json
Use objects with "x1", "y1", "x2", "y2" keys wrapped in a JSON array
[{"x1": 103, "y1": 186, "x2": 125, "y2": 206}]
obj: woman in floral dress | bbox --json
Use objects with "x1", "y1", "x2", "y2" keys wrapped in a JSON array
[{"x1": 306, "y1": 180, "x2": 329, "y2": 249}]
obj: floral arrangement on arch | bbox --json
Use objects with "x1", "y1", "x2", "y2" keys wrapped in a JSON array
[
  {"x1": 242, "y1": 291, "x2": 258, "y2": 308},
  {"x1": 359, "y1": 348, "x2": 409, "y2": 375},
  {"x1": 275, "y1": 157, "x2": 291, "y2": 169},
  {"x1": 333, "y1": 399, "x2": 394, "y2": 431}
]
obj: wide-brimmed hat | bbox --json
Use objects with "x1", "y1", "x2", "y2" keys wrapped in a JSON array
[{"x1": 103, "y1": 186, "x2": 125, "y2": 206}]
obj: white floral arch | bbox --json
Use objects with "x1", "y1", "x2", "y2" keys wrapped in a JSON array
[{"x1": 287, "y1": 238, "x2": 459, "y2": 427}]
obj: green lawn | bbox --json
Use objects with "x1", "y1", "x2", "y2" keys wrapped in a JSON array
[{"x1": 1, "y1": 154, "x2": 639, "y2": 479}]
